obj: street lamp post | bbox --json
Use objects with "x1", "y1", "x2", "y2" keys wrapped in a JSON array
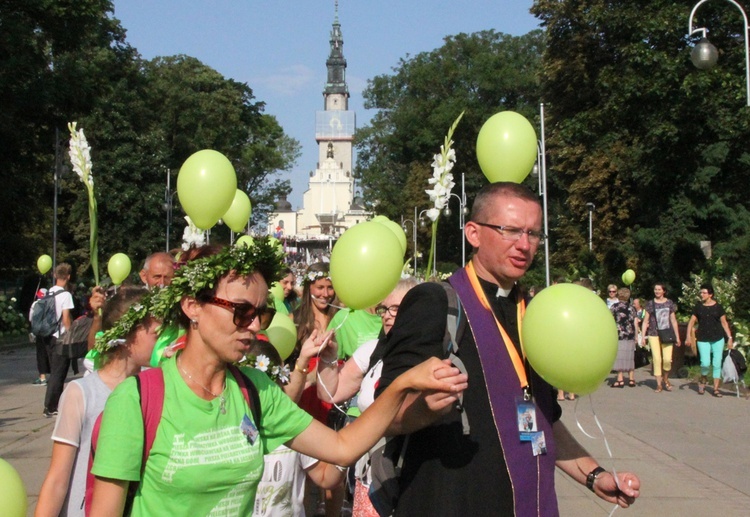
[
  {"x1": 164, "y1": 168, "x2": 177, "y2": 252},
  {"x1": 532, "y1": 103, "x2": 551, "y2": 287},
  {"x1": 586, "y1": 202, "x2": 595, "y2": 252},
  {"x1": 688, "y1": 0, "x2": 750, "y2": 106},
  {"x1": 401, "y1": 206, "x2": 419, "y2": 275},
  {"x1": 53, "y1": 128, "x2": 69, "y2": 272},
  {"x1": 443, "y1": 172, "x2": 469, "y2": 266}
]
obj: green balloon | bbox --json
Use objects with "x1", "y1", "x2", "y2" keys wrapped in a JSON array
[
  {"x1": 222, "y1": 190, "x2": 252, "y2": 233},
  {"x1": 260, "y1": 312, "x2": 297, "y2": 360},
  {"x1": 0, "y1": 458, "x2": 27, "y2": 517},
  {"x1": 269, "y1": 282, "x2": 288, "y2": 315},
  {"x1": 476, "y1": 111, "x2": 538, "y2": 184},
  {"x1": 236, "y1": 235, "x2": 255, "y2": 248},
  {"x1": 37, "y1": 254, "x2": 52, "y2": 275},
  {"x1": 622, "y1": 269, "x2": 636, "y2": 286},
  {"x1": 330, "y1": 221, "x2": 403, "y2": 310},
  {"x1": 107, "y1": 253, "x2": 132, "y2": 285},
  {"x1": 372, "y1": 217, "x2": 407, "y2": 257},
  {"x1": 522, "y1": 283, "x2": 618, "y2": 395},
  {"x1": 177, "y1": 149, "x2": 237, "y2": 230}
]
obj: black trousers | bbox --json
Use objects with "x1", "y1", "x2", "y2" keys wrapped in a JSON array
[
  {"x1": 35, "y1": 335, "x2": 52, "y2": 375},
  {"x1": 43, "y1": 336, "x2": 77, "y2": 412}
]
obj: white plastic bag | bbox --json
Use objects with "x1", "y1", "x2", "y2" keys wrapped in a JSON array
[{"x1": 722, "y1": 353, "x2": 739, "y2": 383}]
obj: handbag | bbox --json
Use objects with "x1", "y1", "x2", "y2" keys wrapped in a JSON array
[
  {"x1": 57, "y1": 315, "x2": 94, "y2": 359},
  {"x1": 657, "y1": 327, "x2": 676, "y2": 344}
]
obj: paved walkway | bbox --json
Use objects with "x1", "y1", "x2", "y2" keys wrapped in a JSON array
[{"x1": 2, "y1": 343, "x2": 749, "y2": 516}]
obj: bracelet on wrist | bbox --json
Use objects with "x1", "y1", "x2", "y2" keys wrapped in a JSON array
[
  {"x1": 294, "y1": 363, "x2": 309, "y2": 374},
  {"x1": 320, "y1": 357, "x2": 338, "y2": 367},
  {"x1": 586, "y1": 466, "x2": 607, "y2": 492}
]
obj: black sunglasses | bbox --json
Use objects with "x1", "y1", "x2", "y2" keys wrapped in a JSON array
[{"x1": 201, "y1": 296, "x2": 275, "y2": 329}]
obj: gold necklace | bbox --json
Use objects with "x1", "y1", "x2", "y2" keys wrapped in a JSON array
[{"x1": 178, "y1": 356, "x2": 227, "y2": 414}]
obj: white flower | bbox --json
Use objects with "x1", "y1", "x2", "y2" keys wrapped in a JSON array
[
  {"x1": 278, "y1": 364, "x2": 291, "y2": 384},
  {"x1": 424, "y1": 119, "x2": 462, "y2": 218},
  {"x1": 10, "y1": 297, "x2": 16, "y2": 303},
  {"x1": 425, "y1": 208, "x2": 440, "y2": 221},
  {"x1": 182, "y1": 216, "x2": 206, "y2": 251},
  {"x1": 67, "y1": 122, "x2": 94, "y2": 189},
  {"x1": 255, "y1": 354, "x2": 270, "y2": 372}
]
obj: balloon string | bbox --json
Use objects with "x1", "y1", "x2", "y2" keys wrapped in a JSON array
[
  {"x1": 573, "y1": 395, "x2": 622, "y2": 516},
  {"x1": 315, "y1": 310, "x2": 351, "y2": 416}
]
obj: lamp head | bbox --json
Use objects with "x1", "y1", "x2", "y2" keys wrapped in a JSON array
[
  {"x1": 443, "y1": 207, "x2": 452, "y2": 217},
  {"x1": 691, "y1": 38, "x2": 719, "y2": 70}
]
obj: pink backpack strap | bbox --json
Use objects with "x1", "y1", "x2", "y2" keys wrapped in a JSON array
[
  {"x1": 228, "y1": 364, "x2": 261, "y2": 426},
  {"x1": 85, "y1": 370, "x2": 164, "y2": 516},
  {"x1": 135, "y1": 367, "x2": 165, "y2": 468}
]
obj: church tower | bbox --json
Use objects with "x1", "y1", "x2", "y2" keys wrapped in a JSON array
[{"x1": 271, "y1": 1, "x2": 367, "y2": 241}]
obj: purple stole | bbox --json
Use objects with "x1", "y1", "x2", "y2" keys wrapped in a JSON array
[{"x1": 450, "y1": 268, "x2": 559, "y2": 516}]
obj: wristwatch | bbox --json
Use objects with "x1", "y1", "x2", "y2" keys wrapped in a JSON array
[{"x1": 586, "y1": 466, "x2": 607, "y2": 492}]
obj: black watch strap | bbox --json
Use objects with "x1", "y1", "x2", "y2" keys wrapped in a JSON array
[{"x1": 586, "y1": 466, "x2": 607, "y2": 492}]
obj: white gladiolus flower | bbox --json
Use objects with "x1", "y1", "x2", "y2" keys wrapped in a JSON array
[{"x1": 67, "y1": 122, "x2": 94, "y2": 188}]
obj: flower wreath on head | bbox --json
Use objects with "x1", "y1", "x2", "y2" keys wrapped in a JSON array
[
  {"x1": 95, "y1": 237, "x2": 286, "y2": 354},
  {"x1": 302, "y1": 270, "x2": 330, "y2": 286},
  {"x1": 240, "y1": 335, "x2": 292, "y2": 385},
  {"x1": 94, "y1": 290, "x2": 159, "y2": 354}
]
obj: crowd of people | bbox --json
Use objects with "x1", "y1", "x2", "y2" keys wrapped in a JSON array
[{"x1": 33, "y1": 182, "x2": 645, "y2": 517}]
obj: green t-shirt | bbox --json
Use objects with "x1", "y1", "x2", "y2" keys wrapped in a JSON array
[
  {"x1": 326, "y1": 309, "x2": 382, "y2": 360},
  {"x1": 92, "y1": 356, "x2": 313, "y2": 516}
]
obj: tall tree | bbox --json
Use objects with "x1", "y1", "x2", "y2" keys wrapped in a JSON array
[
  {"x1": 357, "y1": 30, "x2": 545, "y2": 267},
  {"x1": 532, "y1": 0, "x2": 750, "y2": 299}
]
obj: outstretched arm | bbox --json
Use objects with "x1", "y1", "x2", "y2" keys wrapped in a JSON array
[
  {"x1": 553, "y1": 421, "x2": 640, "y2": 508},
  {"x1": 287, "y1": 358, "x2": 466, "y2": 466}
]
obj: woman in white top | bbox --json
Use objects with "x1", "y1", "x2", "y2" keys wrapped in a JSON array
[
  {"x1": 316, "y1": 277, "x2": 418, "y2": 517},
  {"x1": 35, "y1": 287, "x2": 159, "y2": 517}
]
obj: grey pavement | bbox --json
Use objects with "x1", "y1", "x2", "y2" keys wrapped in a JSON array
[{"x1": 2, "y1": 343, "x2": 749, "y2": 516}]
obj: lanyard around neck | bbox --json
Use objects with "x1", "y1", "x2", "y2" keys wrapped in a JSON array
[{"x1": 465, "y1": 261, "x2": 529, "y2": 392}]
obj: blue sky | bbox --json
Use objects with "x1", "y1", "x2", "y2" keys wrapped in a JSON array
[{"x1": 113, "y1": 1, "x2": 542, "y2": 209}]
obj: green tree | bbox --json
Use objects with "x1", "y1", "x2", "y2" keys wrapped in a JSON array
[
  {"x1": 356, "y1": 30, "x2": 545, "y2": 268},
  {"x1": 531, "y1": 0, "x2": 750, "y2": 297}
]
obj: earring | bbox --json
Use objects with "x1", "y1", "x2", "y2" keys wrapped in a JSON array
[{"x1": 190, "y1": 319, "x2": 198, "y2": 329}]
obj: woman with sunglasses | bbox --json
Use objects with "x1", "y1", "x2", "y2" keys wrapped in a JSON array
[
  {"x1": 89, "y1": 242, "x2": 466, "y2": 517},
  {"x1": 316, "y1": 277, "x2": 419, "y2": 517}
]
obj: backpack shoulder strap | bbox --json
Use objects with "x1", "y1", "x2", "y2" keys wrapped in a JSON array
[
  {"x1": 228, "y1": 364, "x2": 262, "y2": 427},
  {"x1": 136, "y1": 367, "x2": 165, "y2": 469},
  {"x1": 85, "y1": 371, "x2": 163, "y2": 517},
  {"x1": 439, "y1": 281, "x2": 470, "y2": 435}
]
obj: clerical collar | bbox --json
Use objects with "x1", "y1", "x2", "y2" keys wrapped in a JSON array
[{"x1": 477, "y1": 276, "x2": 516, "y2": 299}]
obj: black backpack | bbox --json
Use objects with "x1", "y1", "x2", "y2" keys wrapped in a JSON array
[
  {"x1": 730, "y1": 349, "x2": 747, "y2": 376},
  {"x1": 368, "y1": 282, "x2": 469, "y2": 516},
  {"x1": 30, "y1": 290, "x2": 62, "y2": 338}
]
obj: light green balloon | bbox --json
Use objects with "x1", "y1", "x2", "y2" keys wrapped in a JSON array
[
  {"x1": 622, "y1": 269, "x2": 636, "y2": 286},
  {"x1": 37, "y1": 254, "x2": 52, "y2": 275},
  {"x1": 260, "y1": 312, "x2": 297, "y2": 360},
  {"x1": 177, "y1": 149, "x2": 237, "y2": 230},
  {"x1": 476, "y1": 111, "x2": 538, "y2": 184},
  {"x1": 372, "y1": 217, "x2": 407, "y2": 257},
  {"x1": 236, "y1": 235, "x2": 255, "y2": 248},
  {"x1": 330, "y1": 221, "x2": 403, "y2": 310},
  {"x1": 0, "y1": 458, "x2": 28, "y2": 517},
  {"x1": 107, "y1": 253, "x2": 132, "y2": 286},
  {"x1": 222, "y1": 190, "x2": 252, "y2": 233},
  {"x1": 522, "y1": 283, "x2": 618, "y2": 395},
  {"x1": 269, "y1": 282, "x2": 288, "y2": 315}
]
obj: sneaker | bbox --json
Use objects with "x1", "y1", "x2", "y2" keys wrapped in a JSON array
[
  {"x1": 43, "y1": 408, "x2": 58, "y2": 418},
  {"x1": 33, "y1": 378, "x2": 47, "y2": 386}
]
